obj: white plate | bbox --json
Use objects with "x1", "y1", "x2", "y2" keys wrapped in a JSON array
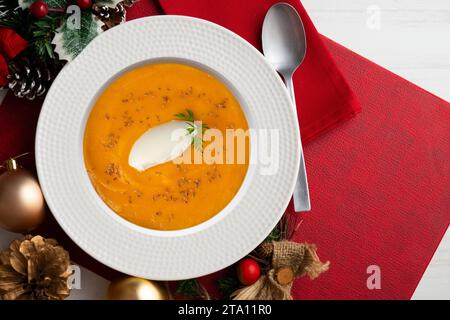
[{"x1": 36, "y1": 16, "x2": 300, "y2": 280}]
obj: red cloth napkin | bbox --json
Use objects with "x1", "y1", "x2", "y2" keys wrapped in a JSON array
[
  {"x1": 129, "y1": 0, "x2": 361, "y2": 143},
  {"x1": 292, "y1": 39, "x2": 449, "y2": 299},
  {"x1": 131, "y1": 0, "x2": 449, "y2": 299},
  {"x1": 1, "y1": 0, "x2": 449, "y2": 300}
]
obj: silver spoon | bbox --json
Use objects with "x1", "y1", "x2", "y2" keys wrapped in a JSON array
[{"x1": 262, "y1": 2, "x2": 311, "y2": 212}]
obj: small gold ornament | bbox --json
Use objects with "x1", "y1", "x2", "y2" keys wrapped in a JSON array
[
  {"x1": 0, "y1": 235, "x2": 71, "y2": 300},
  {"x1": 107, "y1": 277, "x2": 170, "y2": 300},
  {"x1": 0, "y1": 155, "x2": 45, "y2": 233}
]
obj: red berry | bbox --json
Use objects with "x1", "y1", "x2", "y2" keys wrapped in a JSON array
[
  {"x1": 76, "y1": 0, "x2": 93, "y2": 10},
  {"x1": 29, "y1": 1, "x2": 48, "y2": 19},
  {"x1": 237, "y1": 258, "x2": 261, "y2": 285}
]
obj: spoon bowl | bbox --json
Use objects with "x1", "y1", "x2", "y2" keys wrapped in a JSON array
[{"x1": 262, "y1": 3, "x2": 307, "y2": 76}]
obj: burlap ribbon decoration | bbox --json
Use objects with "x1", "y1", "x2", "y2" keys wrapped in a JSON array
[{"x1": 231, "y1": 241, "x2": 329, "y2": 300}]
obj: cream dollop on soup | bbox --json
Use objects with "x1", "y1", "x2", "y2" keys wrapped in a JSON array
[{"x1": 84, "y1": 63, "x2": 249, "y2": 230}]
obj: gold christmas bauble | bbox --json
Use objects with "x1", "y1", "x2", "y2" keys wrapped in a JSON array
[
  {"x1": 107, "y1": 277, "x2": 170, "y2": 300},
  {"x1": 0, "y1": 159, "x2": 45, "y2": 233}
]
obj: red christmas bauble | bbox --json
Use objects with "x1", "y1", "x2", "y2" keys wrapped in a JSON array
[
  {"x1": 29, "y1": 1, "x2": 49, "y2": 19},
  {"x1": 237, "y1": 258, "x2": 261, "y2": 285},
  {"x1": 76, "y1": 0, "x2": 93, "y2": 10}
]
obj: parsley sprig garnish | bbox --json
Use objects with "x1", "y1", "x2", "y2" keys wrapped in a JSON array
[{"x1": 174, "y1": 109, "x2": 209, "y2": 152}]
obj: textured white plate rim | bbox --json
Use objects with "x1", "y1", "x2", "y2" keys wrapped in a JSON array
[{"x1": 35, "y1": 15, "x2": 300, "y2": 280}]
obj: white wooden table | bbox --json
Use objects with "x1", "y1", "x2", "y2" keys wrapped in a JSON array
[{"x1": 0, "y1": 0, "x2": 448, "y2": 300}]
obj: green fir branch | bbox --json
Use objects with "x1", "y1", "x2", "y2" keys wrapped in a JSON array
[
  {"x1": 0, "y1": 5, "x2": 62, "y2": 61},
  {"x1": 176, "y1": 279, "x2": 210, "y2": 300},
  {"x1": 175, "y1": 279, "x2": 199, "y2": 297},
  {"x1": 265, "y1": 225, "x2": 281, "y2": 242},
  {"x1": 217, "y1": 277, "x2": 240, "y2": 299},
  {"x1": 30, "y1": 15, "x2": 60, "y2": 59}
]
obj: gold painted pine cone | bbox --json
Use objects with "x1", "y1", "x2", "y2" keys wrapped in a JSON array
[{"x1": 0, "y1": 235, "x2": 71, "y2": 300}]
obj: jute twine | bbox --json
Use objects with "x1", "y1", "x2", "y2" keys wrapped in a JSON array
[{"x1": 231, "y1": 241, "x2": 330, "y2": 300}]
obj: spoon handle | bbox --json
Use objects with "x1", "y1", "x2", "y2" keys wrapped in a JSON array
[{"x1": 285, "y1": 76, "x2": 311, "y2": 212}]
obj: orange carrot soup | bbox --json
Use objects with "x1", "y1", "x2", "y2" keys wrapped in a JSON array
[{"x1": 84, "y1": 63, "x2": 249, "y2": 230}]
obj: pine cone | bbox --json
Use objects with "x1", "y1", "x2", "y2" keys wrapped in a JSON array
[
  {"x1": 256, "y1": 242, "x2": 274, "y2": 260},
  {"x1": 92, "y1": 0, "x2": 139, "y2": 31},
  {"x1": 121, "y1": 0, "x2": 139, "y2": 7},
  {"x1": 0, "y1": 235, "x2": 71, "y2": 300},
  {"x1": 93, "y1": 3, "x2": 126, "y2": 31},
  {"x1": 6, "y1": 58, "x2": 64, "y2": 100}
]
